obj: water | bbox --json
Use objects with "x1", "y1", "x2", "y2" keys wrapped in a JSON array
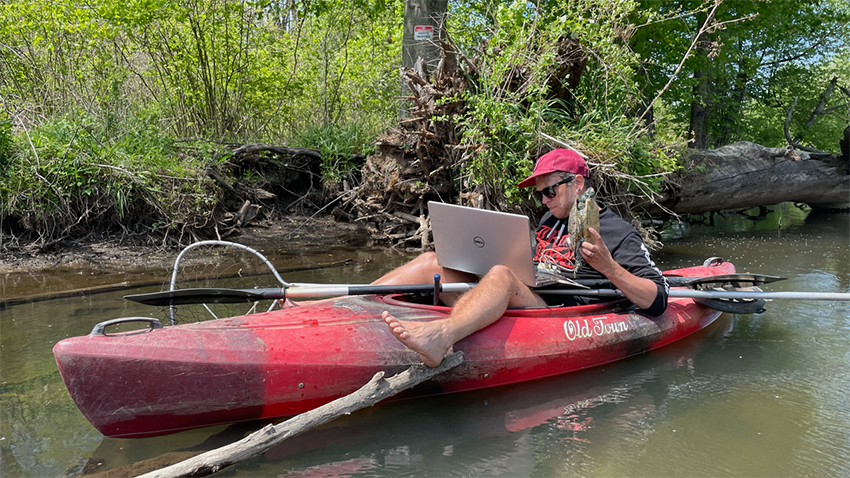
[{"x1": 1, "y1": 203, "x2": 848, "y2": 477}]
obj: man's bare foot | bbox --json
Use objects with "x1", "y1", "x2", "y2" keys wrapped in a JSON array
[{"x1": 382, "y1": 311, "x2": 452, "y2": 368}]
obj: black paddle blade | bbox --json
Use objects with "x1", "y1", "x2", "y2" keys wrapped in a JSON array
[
  {"x1": 677, "y1": 273, "x2": 785, "y2": 289},
  {"x1": 124, "y1": 288, "x2": 284, "y2": 306}
]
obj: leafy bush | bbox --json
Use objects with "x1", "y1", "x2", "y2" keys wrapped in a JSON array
[
  {"x1": 0, "y1": 0, "x2": 403, "y2": 244},
  {"x1": 0, "y1": 113, "x2": 11, "y2": 176},
  {"x1": 0, "y1": 0, "x2": 402, "y2": 145},
  {"x1": 0, "y1": 109, "x2": 222, "y2": 245},
  {"x1": 449, "y1": 0, "x2": 677, "y2": 210},
  {"x1": 293, "y1": 122, "x2": 377, "y2": 184}
]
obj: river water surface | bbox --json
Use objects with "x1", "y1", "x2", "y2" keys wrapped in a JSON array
[{"x1": 1, "y1": 203, "x2": 849, "y2": 477}]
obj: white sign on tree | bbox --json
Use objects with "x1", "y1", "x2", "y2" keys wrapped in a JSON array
[{"x1": 414, "y1": 25, "x2": 434, "y2": 41}]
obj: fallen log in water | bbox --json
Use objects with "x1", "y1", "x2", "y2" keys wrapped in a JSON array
[
  {"x1": 136, "y1": 352, "x2": 464, "y2": 478},
  {"x1": 650, "y1": 141, "x2": 849, "y2": 214}
]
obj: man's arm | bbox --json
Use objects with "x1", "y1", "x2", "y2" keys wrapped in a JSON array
[{"x1": 580, "y1": 227, "x2": 666, "y2": 312}]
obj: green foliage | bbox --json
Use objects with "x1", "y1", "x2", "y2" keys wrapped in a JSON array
[
  {"x1": 450, "y1": 0, "x2": 674, "y2": 207},
  {"x1": 0, "y1": 0, "x2": 129, "y2": 120},
  {"x1": 0, "y1": 109, "x2": 221, "y2": 241},
  {"x1": 0, "y1": 0, "x2": 403, "y2": 243},
  {"x1": 569, "y1": 113, "x2": 680, "y2": 191},
  {"x1": 277, "y1": 0, "x2": 402, "y2": 139},
  {"x1": 0, "y1": 113, "x2": 12, "y2": 175},
  {"x1": 2, "y1": 0, "x2": 845, "y2": 246},
  {"x1": 630, "y1": 0, "x2": 850, "y2": 150},
  {"x1": 741, "y1": 48, "x2": 850, "y2": 150},
  {"x1": 293, "y1": 122, "x2": 376, "y2": 183},
  {"x1": 0, "y1": 0, "x2": 402, "y2": 143}
]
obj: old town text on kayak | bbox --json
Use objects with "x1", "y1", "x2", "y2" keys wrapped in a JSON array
[{"x1": 564, "y1": 316, "x2": 628, "y2": 341}]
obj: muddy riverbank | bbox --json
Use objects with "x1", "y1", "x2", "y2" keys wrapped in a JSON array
[
  {"x1": 0, "y1": 215, "x2": 373, "y2": 306},
  {"x1": 0, "y1": 215, "x2": 368, "y2": 275}
]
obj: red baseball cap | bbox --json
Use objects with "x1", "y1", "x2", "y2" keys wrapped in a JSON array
[{"x1": 517, "y1": 149, "x2": 588, "y2": 188}]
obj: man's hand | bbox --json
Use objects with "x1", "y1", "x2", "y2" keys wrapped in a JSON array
[
  {"x1": 581, "y1": 227, "x2": 659, "y2": 310},
  {"x1": 580, "y1": 227, "x2": 613, "y2": 276}
]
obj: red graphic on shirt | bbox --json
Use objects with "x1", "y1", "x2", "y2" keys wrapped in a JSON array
[{"x1": 534, "y1": 223, "x2": 577, "y2": 273}]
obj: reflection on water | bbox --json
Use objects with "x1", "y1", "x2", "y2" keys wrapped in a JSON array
[{"x1": 1, "y1": 204, "x2": 848, "y2": 477}]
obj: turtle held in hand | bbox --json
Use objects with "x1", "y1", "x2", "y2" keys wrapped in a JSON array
[{"x1": 567, "y1": 187, "x2": 600, "y2": 277}]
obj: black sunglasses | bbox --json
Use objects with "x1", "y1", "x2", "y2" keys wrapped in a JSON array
[{"x1": 536, "y1": 176, "x2": 575, "y2": 200}]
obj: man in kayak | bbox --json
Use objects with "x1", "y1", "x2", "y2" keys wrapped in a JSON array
[{"x1": 376, "y1": 149, "x2": 668, "y2": 367}]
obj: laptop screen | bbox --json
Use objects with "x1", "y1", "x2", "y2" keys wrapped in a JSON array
[{"x1": 428, "y1": 201, "x2": 537, "y2": 286}]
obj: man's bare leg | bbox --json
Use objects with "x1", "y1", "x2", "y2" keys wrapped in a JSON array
[
  {"x1": 371, "y1": 252, "x2": 476, "y2": 306},
  {"x1": 383, "y1": 265, "x2": 546, "y2": 367}
]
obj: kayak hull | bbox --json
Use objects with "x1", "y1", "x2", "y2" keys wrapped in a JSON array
[{"x1": 53, "y1": 262, "x2": 733, "y2": 438}]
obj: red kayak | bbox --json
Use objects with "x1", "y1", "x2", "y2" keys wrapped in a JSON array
[{"x1": 54, "y1": 260, "x2": 735, "y2": 438}]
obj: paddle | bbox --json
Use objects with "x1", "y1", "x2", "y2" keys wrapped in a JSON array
[
  {"x1": 125, "y1": 282, "x2": 476, "y2": 306},
  {"x1": 124, "y1": 273, "x2": 784, "y2": 307},
  {"x1": 536, "y1": 289, "x2": 850, "y2": 301},
  {"x1": 535, "y1": 288, "x2": 850, "y2": 314}
]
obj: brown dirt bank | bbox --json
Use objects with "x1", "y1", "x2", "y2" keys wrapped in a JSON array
[
  {"x1": 0, "y1": 215, "x2": 372, "y2": 305},
  {"x1": 0, "y1": 215, "x2": 367, "y2": 275}
]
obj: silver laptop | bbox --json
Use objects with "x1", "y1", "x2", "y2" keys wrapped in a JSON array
[{"x1": 428, "y1": 201, "x2": 561, "y2": 287}]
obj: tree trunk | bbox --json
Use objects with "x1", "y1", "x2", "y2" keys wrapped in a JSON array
[
  {"x1": 715, "y1": 60, "x2": 749, "y2": 146},
  {"x1": 687, "y1": 27, "x2": 711, "y2": 149},
  {"x1": 648, "y1": 141, "x2": 850, "y2": 214},
  {"x1": 401, "y1": 0, "x2": 448, "y2": 117}
]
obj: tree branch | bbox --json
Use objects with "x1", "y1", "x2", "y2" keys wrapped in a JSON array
[
  {"x1": 761, "y1": 39, "x2": 826, "y2": 67},
  {"x1": 628, "y1": 0, "x2": 723, "y2": 139},
  {"x1": 801, "y1": 76, "x2": 838, "y2": 132},
  {"x1": 784, "y1": 96, "x2": 832, "y2": 155}
]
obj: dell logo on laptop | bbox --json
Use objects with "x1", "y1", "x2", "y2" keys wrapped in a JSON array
[{"x1": 473, "y1": 236, "x2": 485, "y2": 248}]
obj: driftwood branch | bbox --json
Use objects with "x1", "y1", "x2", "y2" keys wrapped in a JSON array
[
  {"x1": 0, "y1": 281, "x2": 130, "y2": 307},
  {"x1": 784, "y1": 97, "x2": 799, "y2": 146},
  {"x1": 137, "y1": 352, "x2": 465, "y2": 478}
]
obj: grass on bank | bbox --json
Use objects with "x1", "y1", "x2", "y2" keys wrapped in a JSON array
[
  {"x1": 1, "y1": 110, "x2": 217, "y2": 247},
  {"x1": 0, "y1": 108, "x2": 384, "y2": 250}
]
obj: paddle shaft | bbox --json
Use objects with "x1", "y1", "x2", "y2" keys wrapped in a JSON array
[
  {"x1": 285, "y1": 282, "x2": 476, "y2": 298},
  {"x1": 125, "y1": 277, "x2": 846, "y2": 308},
  {"x1": 124, "y1": 276, "x2": 722, "y2": 305},
  {"x1": 537, "y1": 289, "x2": 850, "y2": 301},
  {"x1": 124, "y1": 283, "x2": 477, "y2": 306},
  {"x1": 287, "y1": 276, "x2": 700, "y2": 296}
]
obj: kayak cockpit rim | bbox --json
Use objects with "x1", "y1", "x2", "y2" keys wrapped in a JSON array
[{"x1": 379, "y1": 293, "x2": 637, "y2": 317}]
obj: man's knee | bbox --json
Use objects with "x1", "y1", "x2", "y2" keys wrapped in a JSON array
[
  {"x1": 418, "y1": 251, "x2": 438, "y2": 264},
  {"x1": 486, "y1": 264, "x2": 518, "y2": 282},
  {"x1": 410, "y1": 251, "x2": 438, "y2": 269}
]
